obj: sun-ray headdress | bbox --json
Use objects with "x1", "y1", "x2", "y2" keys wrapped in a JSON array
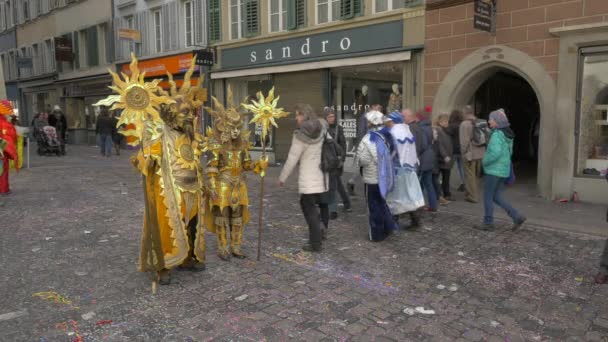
[
  {"x1": 242, "y1": 87, "x2": 289, "y2": 145},
  {"x1": 94, "y1": 53, "x2": 174, "y2": 145},
  {"x1": 203, "y1": 86, "x2": 250, "y2": 146},
  {"x1": 161, "y1": 56, "x2": 207, "y2": 119}
]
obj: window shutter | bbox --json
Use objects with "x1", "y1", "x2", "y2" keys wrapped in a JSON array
[
  {"x1": 105, "y1": 21, "x2": 112, "y2": 63},
  {"x1": 244, "y1": 0, "x2": 259, "y2": 38},
  {"x1": 208, "y1": 0, "x2": 221, "y2": 42},
  {"x1": 340, "y1": 0, "x2": 353, "y2": 19},
  {"x1": 287, "y1": 0, "x2": 305, "y2": 30},
  {"x1": 354, "y1": 0, "x2": 362, "y2": 16},
  {"x1": 73, "y1": 31, "x2": 79, "y2": 69},
  {"x1": 194, "y1": 0, "x2": 205, "y2": 46},
  {"x1": 87, "y1": 26, "x2": 98, "y2": 67},
  {"x1": 168, "y1": 1, "x2": 178, "y2": 50}
]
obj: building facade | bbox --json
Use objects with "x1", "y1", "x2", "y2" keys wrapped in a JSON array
[
  {"x1": 208, "y1": 0, "x2": 426, "y2": 162},
  {"x1": 423, "y1": 0, "x2": 608, "y2": 203}
]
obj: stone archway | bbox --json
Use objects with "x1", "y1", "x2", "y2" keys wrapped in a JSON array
[{"x1": 432, "y1": 45, "x2": 557, "y2": 198}]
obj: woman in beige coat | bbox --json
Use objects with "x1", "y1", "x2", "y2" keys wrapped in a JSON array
[{"x1": 279, "y1": 104, "x2": 329, "y2": 252}]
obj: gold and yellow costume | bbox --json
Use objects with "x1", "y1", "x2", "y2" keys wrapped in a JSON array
[
  {"x1": 95, "y1": 54, "x2": 207, "y2": 284},
  {"x1": 204, "y1": 88, "x2": 266, "y2": 260}
]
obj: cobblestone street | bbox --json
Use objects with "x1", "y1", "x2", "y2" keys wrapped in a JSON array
[{"x1": 1, "y1": 145, "x2": 608, "y2": 341}]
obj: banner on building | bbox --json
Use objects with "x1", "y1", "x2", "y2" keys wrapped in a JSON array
[
  {"x1": 118, "y1": 28, "x2": 141, "y2": 43},
  {"x1": 54, "y1": 36, "x2": 73, "y2": 62},
  {"x1": 120, "y1": 53, "x2": 198, "y2": 78}
]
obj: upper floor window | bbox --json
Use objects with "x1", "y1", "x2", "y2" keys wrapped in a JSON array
[
  {"x1": 153, "y1": 9, "x2": 162, "y2": 52},
  {"x1": 316, "y1": 0, "x2": 339, "y2": 24},
  {"x1": 230, "y1": 0, "x2": 259, "y2": 40},
  {"x1": 375, "y1": 0, "x2": 418, "y2": 13},
  {"x1": 269, "y1": 0, "x2": 287, "y2": 33},
  {"x1": 23, "y1": 0, "x2": 29, "y2": 21},
  {"x1": 184, "y1": 1, "x2": 194, "y2": 47}
]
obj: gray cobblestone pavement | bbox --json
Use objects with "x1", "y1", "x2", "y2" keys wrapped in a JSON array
[{"x1": 1, "y1": 145, "x2": 608, "y2": 341}]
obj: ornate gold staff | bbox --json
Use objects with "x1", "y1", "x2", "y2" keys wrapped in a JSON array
[{"x1": 243, "y1": 87, "x2": 289, "y2": 261}]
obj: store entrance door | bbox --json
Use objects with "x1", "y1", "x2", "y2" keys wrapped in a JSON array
[{"x1": 472, "y1": 70, "x2": 540, "y2": 184}]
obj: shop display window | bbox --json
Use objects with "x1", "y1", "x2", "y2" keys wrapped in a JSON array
[
  {"x1": 330, "y1": 62, "x2": 404, "y2": 154},
  {"x1": 576, "y1": 47, "x2": 608, "y2": 177},
  {"x1": 226, "y1": 76, "x2": 274, "y2": 151}
]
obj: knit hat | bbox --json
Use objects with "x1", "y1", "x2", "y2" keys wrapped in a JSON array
[
  {"x1": 489, "y1": 109, "x2": 509, "y2": 129},
  {"x1": 365, "y1": 110, "x2": 384, "y2": 126},
  {"x1": 0, "y1": 100, "x2": 13, "y2": 116}
]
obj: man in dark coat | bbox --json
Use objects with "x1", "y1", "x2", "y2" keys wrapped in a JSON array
[
  {"x1": 49, "y1": 105, "x2": 68, "y2": 155},
  {"x1": 325, "y1": 108, "x2": 351, "y2": 219},
  {"x1": 404, "y1": 109, "x2": 437, "y2": 212},
  {"x1": 95, "y1": 109, "x2": 114, "y2": 157}
]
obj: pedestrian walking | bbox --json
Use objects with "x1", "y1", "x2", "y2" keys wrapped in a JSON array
[
  {"x1": 405, "y1": 109, "x2": 438, "y2": 212},
  {"x1": 433, "y1": 113, "x2": 454, "y2": 203},
  {"x1": 357, "y1": 110, "x2": 397, "y2": 242},
  {"x1": 475, "y1": 109, "x2": 526, "y2": 231},
  {"x1": 383, "y1": 111, "x2": 425, "y2": 230},
  {"x1": 325, "y1": 107, "x2": 351, "y2": 219},
  {"x1": 459, "y1": 105, "x2": 487, "y2": 203},
  {"x1": 95, "y1": 108, "x2": 114, "y2": 157},
  {"x1": 49, "y1": 105, "x2": 67, "y2": 155},
  {"x1": 279, "y1": 104, "x2": 330, "y2": 252},
  {"x1": 448, "y1": 109, "x2": 466, "y2": 192},
  {"x1": 347, "y1": 104, "x2": 382, "y2": 196},
  {"x1": 111, "y1": 111, "x2": 122, "y2": 156}
]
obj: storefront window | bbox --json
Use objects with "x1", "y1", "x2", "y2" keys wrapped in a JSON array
[
  {"x1": 226, "y1": 76, "x2": 274, "y2": 151},
  {"x1": 576, "y1": 47, "x2": 608, "y2": 177},
  {"x1": 330, "y1": 62, "x2": 405, "y2": 154}
]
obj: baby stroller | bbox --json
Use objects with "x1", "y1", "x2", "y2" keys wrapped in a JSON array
[{"x1": 35, "y1": 125, "x2": 62, "y2": 156}]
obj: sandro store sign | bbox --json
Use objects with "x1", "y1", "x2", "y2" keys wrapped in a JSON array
[{"x1": 221, "y1": 21, "x2": 403, "y2": 69}]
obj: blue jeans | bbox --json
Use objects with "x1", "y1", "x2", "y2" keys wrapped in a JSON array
[
  {"x1": 420, "y1": 170, "x2": 438, "y2": 211},
  {"x1": 99, "y1": 134, "x2": 113, "y2": 157},
  {"x1": 483, "y1": 175, "x2": 523, "y2": 225}
]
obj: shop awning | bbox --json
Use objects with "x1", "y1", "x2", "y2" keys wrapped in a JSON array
[{"x1": 210, "y1": 50, "x2": 412, "y2": 80}]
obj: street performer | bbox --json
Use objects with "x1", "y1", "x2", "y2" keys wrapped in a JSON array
[
  {"x1": 0, "y1": 99, "x2": 18, "y2": 196},
  {"x1": 203, "y1": 87, "x2": 268, "y2": 261},
  {"x1": 95, "y1": 54, "x2": 207, "y2": 288}
]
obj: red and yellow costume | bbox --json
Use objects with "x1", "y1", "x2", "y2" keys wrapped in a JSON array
[
  {"x1": 95, "y1": 54, "x2": 207, "y2": 286},
  {"x1": 0, "y1": 100, "x2": 18, "y2": 195}
]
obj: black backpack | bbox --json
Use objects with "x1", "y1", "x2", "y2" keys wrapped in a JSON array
[{"x1": 320, "y1": 133, "x2": 343, "y2": 174}]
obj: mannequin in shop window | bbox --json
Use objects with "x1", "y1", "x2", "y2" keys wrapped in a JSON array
[{"x1": 387, "y1": 84, "x2": 402, "y2": 114}]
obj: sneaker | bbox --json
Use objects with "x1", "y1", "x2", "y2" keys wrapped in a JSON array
[
  {"x1": 512, "y1": 217, "x2": 527, "y2": 231},
  {"x1": 465, "y1": 198, "x2": 478, "y2": 204},
  {"x1": 330, "y1": 212, "x2": 338, "y2": 220},
  {"x1": 457, "y1": 184, "x2": 465, "y2": 192},
  {"x1": 439, "y1": 197, "x2": 450, "y2": 205},
  {"x1": 343, "y1": 204, "x2": 352, "y2": 212},
  {"x1": 473, "y1": 223, "x2": 494, "y2": 231}
]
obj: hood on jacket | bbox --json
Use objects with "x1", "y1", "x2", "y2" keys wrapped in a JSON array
[
  {"x1": 498, "y1": 127, "x2": 515, "y2": 140},
  {"x1": 295, "y1": 119, "x2": 327, "y2": 144}
]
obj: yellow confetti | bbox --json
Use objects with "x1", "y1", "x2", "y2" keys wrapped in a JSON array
[
  {"x1": 33, "y1": 291, "x2": 79, "y2": 309},
  {"x1": 575, "y1": 277, "x2": 584, "y2": 282}
]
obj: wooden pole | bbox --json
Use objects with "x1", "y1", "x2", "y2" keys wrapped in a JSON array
[{"x1": 256, "y1": 141, "x2": 266, "y2": 261}]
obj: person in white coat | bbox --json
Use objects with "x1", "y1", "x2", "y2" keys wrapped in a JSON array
[
  {"x1": 358, "y1": 110, "x2": 397, "y2": 242},
  {"x1": 279, "y1": 104, "x2": 330, "y2": 252}
]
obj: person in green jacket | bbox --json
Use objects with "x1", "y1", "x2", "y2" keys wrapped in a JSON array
[{"x1": 475, "y1": 109, "x2": 526, "y2": 231}]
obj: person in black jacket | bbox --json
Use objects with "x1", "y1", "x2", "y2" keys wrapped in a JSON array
[
  {"x1": 325, "y1": 108, "x2": 351, "y2": 219},
  {"x1": 95, "y1": 108, "x2": 114, "y2": 157},
  {"x1": 448, "y1": 109, "x2": 466, "y2": 192},
  {"x1": 49, "y1": 105, "x2": 68, "y2": 155},
  {"x1": 404, "y1": 109, "x2": 438, "y2": 212}
]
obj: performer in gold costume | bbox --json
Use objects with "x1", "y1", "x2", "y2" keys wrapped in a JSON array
[
  {"x1": 203, "y1": 87, "x2": 268, "y2": 260},
  {"x1": 95, "y1": 54, "x2": 207, "y2": 287}
]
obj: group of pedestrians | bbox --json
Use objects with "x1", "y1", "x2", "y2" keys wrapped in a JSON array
[
  {"x1": 278, "y1": 103, "x2": 528, "y2": 252},
  {"x1": 32, "y1": 105, "x2": 67, "y2": 155}
]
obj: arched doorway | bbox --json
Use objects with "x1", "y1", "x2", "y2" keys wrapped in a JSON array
[
  {"x1": 432, "y1": 45, "x2": 556, "y2": 198},
  {"x1": 472, "y1": 70, "x2": 540, "y2": 183}
]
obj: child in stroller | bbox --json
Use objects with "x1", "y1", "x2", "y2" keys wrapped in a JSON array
[{"x1": 35, "y1": 125, "x2": 62, "y2": 156}]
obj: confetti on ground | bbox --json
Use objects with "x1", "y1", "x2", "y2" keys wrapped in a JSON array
[
  {"x1": 234, "y1": 294, "x2": 248, "y2": 301},
  {"x1": 31, "y1": 248, "x2": 41, "y2": 252},
  {"x1": 376, "y1": 321, "x2": 389, "y2": 325},
  {"x1": 415, "y1": 307, "x2": 436, "y2": 315},
  {"x1": 84, "y1": 231, "x2": 91, "y2": 234},
  {"x1": 32, "y1": 292, "x2": 78, "y2": 309},
  {"x1": 448, "y1": 285, "x2": 458, "y2": 292},
  {"x1": 271, "y1": 252, "x2": 313, "y2": 266},
  {"x1": 436, "y1": 284, "x2": 446, "y2": 290},
  {"x1": 458, "y1": 251, "x2": 465, "y2": 256},
  {"x1": 95, "y1": 320, "x2": 113, "y2": 327},
  {"x1": 490, "y1": 321, "x2": 501, "y2": 328},
  {"x1": 403, "y1": 308, "x2": 415, "y2": 316},
  {"x1": 45, "y1": 237, "x2": 52, "y2": 241},
  {"x1": 0, "y1": 310, "x2": 27, "y2": 322},
  {"x1": 329, "y1": 320, "x2": 347, "y2": 326},
  {"x1": 81, "y1": 312, "x2": 95, "y2": 321},
  {"x1": 575, "y1": 277, "x2": 583, "y2": 282}
]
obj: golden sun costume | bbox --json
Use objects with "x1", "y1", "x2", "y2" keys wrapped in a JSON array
[
  {"x1": 95, "y1": 54, "x2": 207, "y2": 285},
  {"x1": 203, "y1": 87, "x2": 272, "y2": 260}
]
